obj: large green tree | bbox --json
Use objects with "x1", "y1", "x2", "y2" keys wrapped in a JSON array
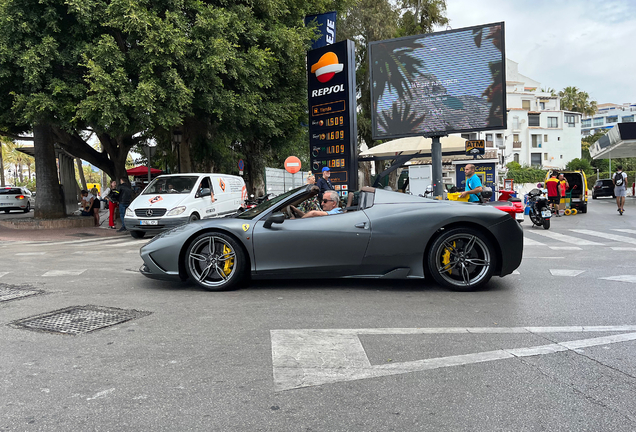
[
  {"x1": 559, "y1": 86, "x2": 597, "y2": 116},
  {"x1": 1, "y1": 0, "x2": 352, "y2": 213}
]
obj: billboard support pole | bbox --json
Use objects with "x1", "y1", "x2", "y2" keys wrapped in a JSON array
[{"x1": 432, "y1": 136, "x2": 443, "y2": 198}]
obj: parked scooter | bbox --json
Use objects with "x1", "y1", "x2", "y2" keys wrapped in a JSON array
[{"x1": 526, "y1": 188, "x2": 551, "y2": 229}]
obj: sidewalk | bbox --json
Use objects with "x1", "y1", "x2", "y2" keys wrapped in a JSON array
[{"x1": 0, "y1": 208, "x2": 129, "y2": 241}]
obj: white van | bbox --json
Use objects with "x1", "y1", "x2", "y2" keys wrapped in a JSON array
[{"x1": 124, "y1": 173, "x2": 247, "y2": 239}]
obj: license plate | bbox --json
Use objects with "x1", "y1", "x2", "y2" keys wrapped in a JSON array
[
  {"x1": 541, "y1": 210, "x2": 551, "y2": 218},
  {"x1": 0, "y1": 203, "x2": 10, "y2": 206},
  {"x1": 515, "y1": 212, "x2": 524, "y2": 221},
  {"x1": 140, "y1": 220, "x2": 158, "y2": 225}
]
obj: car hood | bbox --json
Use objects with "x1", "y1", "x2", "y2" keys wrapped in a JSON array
[{"x1": 131, "y1": 194, "x2": 189, "y2": 210}]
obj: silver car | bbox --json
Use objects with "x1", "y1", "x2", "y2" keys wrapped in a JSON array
[{"x1": 0, "y1": 186, "x2": 35, "y2": 213}]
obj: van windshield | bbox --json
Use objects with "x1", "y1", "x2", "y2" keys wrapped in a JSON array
[{"x1": 142, "y1": 176, "x2": 199, "y2": 195}]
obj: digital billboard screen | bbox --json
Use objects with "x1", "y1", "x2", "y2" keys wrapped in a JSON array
[{"x1": 369, "y1": 22, "x2": 506, "y2": 140}]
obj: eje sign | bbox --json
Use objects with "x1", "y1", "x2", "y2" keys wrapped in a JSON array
[{"x1": 307, "y1": 40, "x2": 358, "y2": 195}]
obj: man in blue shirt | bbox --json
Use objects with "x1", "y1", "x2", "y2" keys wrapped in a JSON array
[
  {"x1": 292, "y1": 190, "x2": 342, "y2": 218},
  {"x1": 460, "y1": 164, "x2": 483, "y2": 203}
]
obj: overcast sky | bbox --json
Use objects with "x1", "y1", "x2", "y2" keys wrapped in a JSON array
[{"x1": 436, "y1": 0, "x2": 636, "y2": 104}]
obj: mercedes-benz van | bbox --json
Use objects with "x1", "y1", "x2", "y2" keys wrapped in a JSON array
[{"x1": 125, "y1": 173, "x2": 246, "y2": 238}]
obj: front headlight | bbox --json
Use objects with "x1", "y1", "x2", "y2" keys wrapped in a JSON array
[
  {"x1": 125, "y1": 207, "x2": 134, "y2": 217},
  {"x1": 166, "y1": 206, "x2": 186, "y2": 216}
]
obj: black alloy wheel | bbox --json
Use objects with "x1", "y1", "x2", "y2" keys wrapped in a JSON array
[
  {"x1": 427, "y1": 228, "x2": 496, "y2": 291},
  {"x1": 185, "y1": 232, "x2": 245, "y2": 291}
]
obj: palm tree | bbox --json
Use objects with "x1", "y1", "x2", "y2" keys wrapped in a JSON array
[{"x1": 559, "y1": 86, "x2": 597, "y2": 116}]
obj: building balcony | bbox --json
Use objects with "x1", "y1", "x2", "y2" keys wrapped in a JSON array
[{"x1": 512, "y1": 141, "x2": 522, "y2": 149}]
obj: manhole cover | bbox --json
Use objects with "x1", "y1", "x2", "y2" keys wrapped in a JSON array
[
  {"x1": 0, "y1": 284, "x2": 43, "y2": 303},
  {"x1": 66, "y1": 233, "x2": 97, "y2": 237},
  {"x1": 10, "y1": 305, "x2": 152, "y2": 335}
]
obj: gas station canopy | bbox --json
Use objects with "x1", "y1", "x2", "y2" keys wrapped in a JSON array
[{"x1": 590, "y1": 123, "x2": 636, "y2": 159}]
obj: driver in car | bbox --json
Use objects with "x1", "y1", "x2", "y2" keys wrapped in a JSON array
[{"x1": 291, "y1": 190, "x2": 342, "y2": 218}]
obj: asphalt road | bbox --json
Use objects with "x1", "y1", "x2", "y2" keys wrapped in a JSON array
[{"x1": 1, "y1": 196, "x2": 636, "y2": 431}]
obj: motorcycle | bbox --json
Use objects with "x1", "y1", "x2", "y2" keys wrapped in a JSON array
[
  {"x1": 242, "y1": 193, "x2": 272, "y2": 211},
  {"x1": 526, "y1": 188, "x2": 551, "y2": 229}
]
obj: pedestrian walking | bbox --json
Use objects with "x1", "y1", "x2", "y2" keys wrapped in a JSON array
[
  {"x1": 117, "y1": 177, "x2": 134, "y2": 232},
  {"x1": 101, "y1": 180, "x2": 120, "y2": 229},
  {"x1": 613, "y1": 165, "x2": 627, "y2": 215}
]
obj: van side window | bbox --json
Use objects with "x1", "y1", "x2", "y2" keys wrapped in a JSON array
[{"x1": 197, "y1": 177, "x2": 212, "y2": 197}]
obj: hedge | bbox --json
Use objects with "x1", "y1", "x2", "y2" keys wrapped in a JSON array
[{"x1": 505, "y1": 169, "x2": 548, "y2": 184}]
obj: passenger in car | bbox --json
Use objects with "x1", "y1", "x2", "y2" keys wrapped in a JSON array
[{"x1": 292, "y1": 190, "x2": 342, "y2": 218}]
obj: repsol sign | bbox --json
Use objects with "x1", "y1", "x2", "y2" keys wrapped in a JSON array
[{"x1": 311, "y1": 84, "x2": 345, "y2": 98}]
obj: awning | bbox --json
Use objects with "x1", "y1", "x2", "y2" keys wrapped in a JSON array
[
  {"x1": 359, "y1": 135, "x2": 489, "y2": 163},
  {"x1": 126, "y1": 166, "x2": 163, "y2": 176},
  {"x1": 590, "y1": 123, "x2": 636, "y2": 159}
]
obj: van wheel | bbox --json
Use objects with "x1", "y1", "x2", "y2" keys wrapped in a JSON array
[
  {"x1": 188, "y1": 213, "x2": 200, "y2": 223},
  {"x1": 130, "y1": 230, "x2": 146, "y2": 239}
]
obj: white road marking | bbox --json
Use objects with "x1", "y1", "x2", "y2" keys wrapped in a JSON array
[
  {"x1": 549, "y1": 269, "x2": 585, "y2": 277},
  {"x1": 27, "y1": 237, "x2": 129, "y2": 247},
  {"x1": 571, "y1": 229, "x2": 636, "y2": 245},
  {"x1": 612, "y1": 229, "x2": 636, "y2": 236},
  {"x1": 523, "y1": 237, "x2": 545, "y2": 246},
  {"x1": 271, "y1": 327, "x2": 636, "y2": 391},
  {"x1": 16, "y1": 252, "x2": 46, "y2": 256},
  {"x1": 524, "y1": 256, "x2": 565, "y2": 259},
  {"x1": 611, "y1": 247, "x2": 636, "y2": 251},
  {"x1": 599, "y1": 275, "x2": 636, "y2": 284},
  {"x1": 104, "y1": 240, "x2": 148, "y2": 248},
  {"x1": 526, "y1": 230, "x2": 603, "y2": 246},
  {"x1": 0, "y1": 272, "x2": 9, "y2": 278},
  {"x1": 549, "y1": 246, "x2": 582, "y2": 251},
  {"x1": 511, "y1": 270, "x2": 520, "y2": 275},
  {"x1": 42, "y1": 269, "x2": 86, "y2": 277},
  {"x1": 86, "y1": 388, "x2": 115, "y2": 401}
]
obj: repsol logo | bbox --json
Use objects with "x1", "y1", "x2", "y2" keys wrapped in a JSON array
[{"x1": 311, "y1": 84, "x2": 345, "y2": 97}]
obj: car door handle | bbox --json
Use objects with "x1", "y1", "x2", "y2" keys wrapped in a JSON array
[{"x1": 354, "y1": 222, "x2": 368, "y2": 229}]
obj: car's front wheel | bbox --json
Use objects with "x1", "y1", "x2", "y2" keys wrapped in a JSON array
[
  {"x1": 427, "y1": 228, "x2": 496, "y2": 291},
  {"x1": 130, "y1": 230, "x2": 145, "y2": 239},
  {"x1": 185, "y1": 232, "x2": 245, "y2": 291}
]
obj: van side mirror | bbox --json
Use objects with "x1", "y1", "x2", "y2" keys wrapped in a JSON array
[
  {"x1": 199, "y1": 188, "x2": 211, "y2": 197},
  {"x1": 263, "y1": 212, "x2": 285, "y2": 229}
]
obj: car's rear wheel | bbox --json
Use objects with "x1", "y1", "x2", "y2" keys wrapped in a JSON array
[
  {"x1": 427, "y1": 228, "x2": 495, "y2": 291},
  {"x1": 185, "y1": 232, "x2": 245, "y2": 291},
  {"x1": 23, "y1": 202, "x2": 31, "y2": 213},
  {"x1": 130, "y1": 230, "x2": 145, "y2": 239}
]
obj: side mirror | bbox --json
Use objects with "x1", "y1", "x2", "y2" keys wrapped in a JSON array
[
  {"x1": 263, "y1": 212, "x2": 285, "y2": 229},
  {"x1": 199, "y1": 187, "x2": 211, "y2": 197}
]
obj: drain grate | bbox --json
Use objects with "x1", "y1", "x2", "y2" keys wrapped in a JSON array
[
  {"x1": 10, "y1": 305, "x2": 152, "y2": 335},
  {"x1": 0, "y1": 284, "x2": 43, "y2": 303}
]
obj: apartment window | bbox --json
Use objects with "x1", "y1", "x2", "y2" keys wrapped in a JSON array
[
  {"x1": 593, "y1": 117, "x2": 603, "y2": 126},
  {"x1": 513, "y1": 134, "x2": 519, "y2": 141},
  {"x1": 513, "y1": 153, "x2": 519, "y2": 163},
  {"x1": 544, "y1": 153, "x2": 548, "y2": 160},
  {"x1": 531, "y1": 134, "x2": 542, "y2": 148},
  {"x1": 496, "y1": 133, "x2": 503, "y2": 139},
  {"x1": 486, "y1": 133, "x2": 493, "y2": 147},
  {"x1": 623, "y1": 115, "x2": 634, "y2": 123},
  {"x1": 540, "y1": 102, "x2": 545, "y2": 110},
  {"x1": 606, "y1": 115, "x2": 618, "y2": 123},
  {"x1": 582, "y1": 118, "x2": 591, "y2": 128},
  {"x1": 547, "y1": 117, "x2": 558, "y2": 128},
  {"x1": 512, "y1": 116, "x2": 520, "y2": 130},
  {"x1": 544, "y1": 135, "x2": 548, "y2": 142},
  {"x1": 528, "y1": 114, "x2": 540, "y2": 127},
  {"x1": 531, "y1": 153, "x2": 542, "y2": 166},
  {"x1": 522, "y1": 100, "x2": 531, "y2": 110},
  {"x1": 565, "y1": 114, "x2": 577, "y2": 127}
]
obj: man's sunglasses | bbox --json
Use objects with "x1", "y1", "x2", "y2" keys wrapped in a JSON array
[{"x1": 322, "y1": 199, "x2": 334, "y2": 203}]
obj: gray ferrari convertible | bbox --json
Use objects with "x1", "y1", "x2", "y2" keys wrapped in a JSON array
[{"x1": 139, "y1": 185, "x2": 523, "y2": 291}]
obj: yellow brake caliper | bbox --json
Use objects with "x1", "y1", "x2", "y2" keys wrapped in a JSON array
[
  {"x1": 222, "y1": 245, "x2": 234, "y2": 276},
  {"x1": 442, "y1": 241, "x2": 456, "y2": 274}
]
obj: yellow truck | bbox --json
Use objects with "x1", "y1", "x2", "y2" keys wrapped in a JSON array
[{"x1": 545, "y1": 170, "x2": 588, "y2": 214}]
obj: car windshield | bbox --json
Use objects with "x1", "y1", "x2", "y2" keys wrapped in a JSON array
[
  {"x1": 236, "y1": 187, "x2": 304, "y2": 220},
  {"x1": 142, "y1": 176, "x2": 199, "y2": 195}
]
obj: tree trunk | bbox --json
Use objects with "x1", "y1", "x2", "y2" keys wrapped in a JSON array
[
  {"x1": 0, "y1": 143, "x2": 4, "y2": 187},
  {"x1": 76, "y1": 158, "x2": 87, "y2": 190},
  {"x1": 244, "y1": 139, "x2": 265, "y2": 196},
  {"x1": 33, "y1": 124, "x2": 65, "y2": 219}
]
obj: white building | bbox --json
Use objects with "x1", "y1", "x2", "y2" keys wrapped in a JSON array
[
  {"x1": 460, "y1": 59, "x2": 582, "y2": 170},
  {"x1": 581, "y1": 102, "x2": 636, "y2": 136}
]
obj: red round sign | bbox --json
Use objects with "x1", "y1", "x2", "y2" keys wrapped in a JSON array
[{"x1": 284, "y1": 156, "x2": 301, "y2": 174}]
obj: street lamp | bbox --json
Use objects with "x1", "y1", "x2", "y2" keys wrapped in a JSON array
[{"x1": 172, "y1": 130, "x2": 182, "y2": 173}]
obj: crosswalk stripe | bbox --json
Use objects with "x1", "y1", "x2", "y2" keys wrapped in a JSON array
[
  {"x1": 611, "y1": 247, "x2": 636, "y2": 251},
  {"x1": 42, "y1": 269, "x2": 86, "y2": 277},
  {"x1": 570, "y1": 229, "x2": 636, "y2": 245},
  {"x1": 0, "y1": 272, "x2": 9, "y2": 278},
  {"x1": 612, "y1": 229, "x2": 636, "y2": 236},
  {"x1": 104, "y1": 240, "x2": 148, "y2": 248},
  {"x1": 16, "y1": 252, "x2": 46, "y2": 256},
  {"x1": 27, "y1": 237, "x2": 130, "y2": 247},
  {"x1": 523, "y1": 236, "x2": 545, "y2": 246},
  {"x1": 525, "y1": 230, "x2": 604, "y2": 246},
  {"x1": 549, "y1": 246, "x2": 582, "y2": 250}
]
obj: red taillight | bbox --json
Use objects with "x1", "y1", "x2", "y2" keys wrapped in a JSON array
[{"x1": 16, "y1": 195, "x2": 25, "y2": 199}]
